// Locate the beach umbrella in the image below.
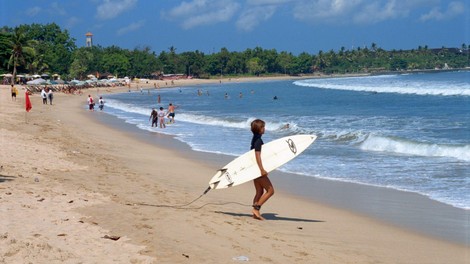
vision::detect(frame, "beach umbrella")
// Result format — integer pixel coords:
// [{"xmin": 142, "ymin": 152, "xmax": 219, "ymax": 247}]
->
[
  {"xmin": 32, "ymin": 74, "xmax": 41, "ymax": 78},
  {"xmin": 3, "ymin": 73, "xmax": 13, "ymax": 77},
  {"xmin": 27, "ymin": 78, "xmax": 47, "ymax": 85}
]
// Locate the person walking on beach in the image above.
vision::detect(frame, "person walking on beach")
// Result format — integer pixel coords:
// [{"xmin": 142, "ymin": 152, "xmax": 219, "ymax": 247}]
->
[
  {"xmin": 41, "ymin": 88, "xmax": 48, "ymax": 104},
  {"xmin": 98, "ymin": 96, "xmax": 104, "ymax": 111},
  {"xmin": 47, "ymin": 88, "xmax": 54, "ymax": 105},
  {"xmin": 167, "ymin": 103, "xmax": 176, "ymax": 123},
  {"xmin": 149, "ymin": 108, "xmax": 158, "ymax": 127},
  {"xmin": 87, "ymin": 95, "xmax": 95, "ymax": 111},
  {"xmin": 250, "ymin": 119, "xmax": 274, "ymax": 220},
  {"xmin": 11, "ymin": 84, "xmax": 17, "ymax": 101},
  {"xmin": 157, "ymin": 107, "xmax": 166, "ymax": 128}
]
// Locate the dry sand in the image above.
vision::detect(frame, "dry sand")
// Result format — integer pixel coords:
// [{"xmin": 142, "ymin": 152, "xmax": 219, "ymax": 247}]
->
[{"xmin": 1, "ymin": 78, "xmax": 468, "ymax": 263}]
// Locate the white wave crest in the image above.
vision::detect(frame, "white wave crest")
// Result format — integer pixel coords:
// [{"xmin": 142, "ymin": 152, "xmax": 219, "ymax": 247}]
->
[
  {"xmin": 105, "ymin": 99, "xmax": 289, "ymax": 132},
  {"xmin": 294, "ymin": 76, "xmax": 470, "ymax": 96},
  {"xmin": 360, "ymin": 135, "xmax": 470, "ymax": 161},
  {"xmin": 105, "ymin": 99, "xmax": 152, "ymax": 116}
]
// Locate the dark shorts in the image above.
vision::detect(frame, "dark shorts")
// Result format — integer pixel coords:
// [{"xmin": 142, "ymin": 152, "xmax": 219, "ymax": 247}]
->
[
  {"xmin": 12, "ymin": 92, "xmax": 16, "ymax": 97},
  {"xmin": 169, "ymin": 113, "xmax": 175, "ymax": 117}
]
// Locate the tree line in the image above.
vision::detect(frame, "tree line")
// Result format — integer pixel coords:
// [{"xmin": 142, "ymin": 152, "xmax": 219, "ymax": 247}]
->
[{"xmin": 1, "ymin": 23, "xmax": 469, "ymax": 82}]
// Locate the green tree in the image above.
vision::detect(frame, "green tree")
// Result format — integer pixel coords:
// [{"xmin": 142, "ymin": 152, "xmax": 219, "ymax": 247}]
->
[
  {"xmin": 69, "ymin": 48, "xmax": 93, "ymax": 79},
  {"xmin": 27, "ymin": 48, "xmax": 49, "ymax": 74},
  {"xmin": 218, "ymin": 47, "xmax": 230, "ymax": 75},
  {"xmin": 247, "ymin": 57, "xmax": 264, "ymax": 76},
  {"xmin": 23, "ymin": 23, "xmax": 76, "ymax": 75},
  {"xmin": 129, "ymin": 46, "xmax": 159, "ymax": 77},
  {"xmin": 102, "ymin": 52, "xmax": 129, "ymax": 77},
  {"xmin": 7, "ymin": 27, "xmax": 36, "ymax": 83},
  {"xmin": 296, "ymin": 52, "xmax": 313, "ymax": 74},
  {"xmin": 166, "ymin": 46, "xmax": 179, "ymax": 74},
  {"xmin": 277, "ymin": 51, "xmax": 294, "ymax": 75},
  {"xmin": 226, "ymin": 51, "xmax": 246, "ymax": 75}
]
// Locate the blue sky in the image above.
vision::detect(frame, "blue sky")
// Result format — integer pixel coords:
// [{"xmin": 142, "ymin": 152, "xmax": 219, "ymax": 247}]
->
[{"xmin": 2, "ymin": 0, "xmax": 469, "ymax": 55}]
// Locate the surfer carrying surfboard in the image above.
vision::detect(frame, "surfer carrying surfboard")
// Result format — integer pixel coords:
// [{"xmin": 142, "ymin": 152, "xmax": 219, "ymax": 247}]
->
[{"xmin": 250, "ymin": 119, "xmax": 274, "ymax": 220}]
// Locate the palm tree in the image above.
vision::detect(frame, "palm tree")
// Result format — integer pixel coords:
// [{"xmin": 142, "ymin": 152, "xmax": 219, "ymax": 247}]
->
[
  {"xmin": 27, "ymin": 49, "xmax": 49, "ymax": 74},
  {"xmin": 7, "ymin": 27, "xmax": 35, "ymax": 84}
]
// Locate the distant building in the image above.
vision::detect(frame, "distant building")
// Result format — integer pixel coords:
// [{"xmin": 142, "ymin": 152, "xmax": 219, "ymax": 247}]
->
[{"xmin": 85, "ymin": 32, "xmax": 93, "ymax": 47}]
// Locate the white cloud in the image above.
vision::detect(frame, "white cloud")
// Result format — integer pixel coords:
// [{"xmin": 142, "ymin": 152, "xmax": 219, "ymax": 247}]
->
[
  {"xmin": 246, "ymin": 0, "xmax": 294, "ymax": 5},
  {"xmin": 292, "ymin": 0, "xmax": 364, "ymax": 23},
  {"xmin": 236, "ymin": 5, "xmax": 277, "ymax": 31},
  {"xmin": 163, "ymin": 0, "xmax": 464, "ymax": 31},
  {"xmin": 96, "ymin": 0, "xmax": 137, "ymax": 20},
  {"xmin": 420, "ymin": 1, "xmax": 465, "ymax": 22},
  {"xmin": 353, "ymin": 0, "xmax": 404, "ymax": 24},
  {"xmin": 50, "ymin": 2, "xmax": 67, "ymax": 16},
  {"xmin": 164, "ymin": 0, "xmax": 240, "ymax": 29},
  {"xmin": 65, "ymin": 17, "xmax": 80, "ymax": 28},
  {"xmin": 26, "ymin": 7, "xmax": 42, "ymax": 17},
  {"xmin": 117, "ymin": 20, "xmax": 145, "ymax": 35},
  {"xmin": 290, "ymin": 0, "xmax": 462, "ymax": 25}
]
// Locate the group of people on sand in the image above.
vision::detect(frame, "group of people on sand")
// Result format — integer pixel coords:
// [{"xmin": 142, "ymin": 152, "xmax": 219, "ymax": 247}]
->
[
  {"xmin": 87, "ymin": 94, "xmax": 104, "ymax": 111},
  {"xmin": 40, "ymin": 87, "xmax": 54, "ymax": 105},
  {"xmin": 149, "ymin": 103, "xmax": 176, "ymax": 128}
]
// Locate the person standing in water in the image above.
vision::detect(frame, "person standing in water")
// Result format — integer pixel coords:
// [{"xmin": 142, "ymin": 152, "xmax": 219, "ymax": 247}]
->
[
  {"xmin": 250, "ymin": 119, "xmax": 274, "ymax": 220},
  {"xmin": 98, "ymin": 96, "xmax": 105, "ymax": 111},
  {"xmin": 149, "ymin": 108, "xmax": 158, "ymax": 127},
  {"xmin": 87, "ymin": 95, "xmax": 95, "ymax": 111},
  {"xmin": 157, "ymin": 107, "xmax": 166, "ymax": 128},
  {"xmin": 167, "ymin": 103, "xmax": 176, "ymax": 123}
]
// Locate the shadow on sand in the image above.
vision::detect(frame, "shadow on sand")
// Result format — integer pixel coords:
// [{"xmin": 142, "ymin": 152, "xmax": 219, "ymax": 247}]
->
[
  {"xmin": 0, "ymin": 174, "xmax": 16, "ymax": 183},
  {"xmin": 215, "ymin": 211, "xmax": 324, "ymax": 223}
]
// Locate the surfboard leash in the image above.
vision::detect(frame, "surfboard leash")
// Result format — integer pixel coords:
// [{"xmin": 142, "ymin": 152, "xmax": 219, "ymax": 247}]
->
[{"xmin": 127, "ymin": 186, "xmax": 251, "ymax": 210}]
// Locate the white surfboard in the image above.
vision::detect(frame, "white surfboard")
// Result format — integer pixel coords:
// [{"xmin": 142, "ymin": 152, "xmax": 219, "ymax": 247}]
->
[{"xmin": 208, "ymin": 134, "xmax": 317, "ymax": 190}]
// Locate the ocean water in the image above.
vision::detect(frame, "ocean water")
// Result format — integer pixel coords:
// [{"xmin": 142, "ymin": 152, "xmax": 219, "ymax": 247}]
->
[{"xmin": 100, "ymin": 71, "xmax": 470, "ymax": 210}]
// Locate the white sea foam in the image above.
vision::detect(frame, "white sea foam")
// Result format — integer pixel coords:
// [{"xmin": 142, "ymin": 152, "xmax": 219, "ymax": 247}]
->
[
  {"xmin": 294, "ymin": 75, "xmax": 470, "ymax": 96},
  {"xmin": 104, "ymin": 99, "xmax": 151, "ymax": 116},
  {"xmin": 360, "ymin": 135, "xmax": 470, "ymax": 161}
]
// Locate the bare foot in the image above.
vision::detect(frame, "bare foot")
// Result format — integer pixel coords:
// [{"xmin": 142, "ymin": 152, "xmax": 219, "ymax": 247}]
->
[{"xmin": 252, "ymin": 208, "xmax": 265, "ymax": 220}]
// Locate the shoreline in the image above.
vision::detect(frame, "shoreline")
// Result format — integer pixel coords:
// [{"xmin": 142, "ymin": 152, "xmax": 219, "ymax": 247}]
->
[
  {"xmin": 94, "ymin": 103, "xmax": 469, "ymax": 245},
  {"xmin": 1, "ymin": 78, "xmax": 469, "ymax": 263}
]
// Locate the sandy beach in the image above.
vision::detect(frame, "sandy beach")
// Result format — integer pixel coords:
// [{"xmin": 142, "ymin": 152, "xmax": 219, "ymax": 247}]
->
[{"xmin": 1, "ymin": 78, "xmax": 468, "ymax": 263}]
